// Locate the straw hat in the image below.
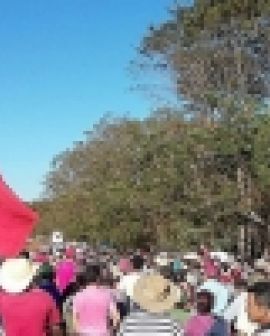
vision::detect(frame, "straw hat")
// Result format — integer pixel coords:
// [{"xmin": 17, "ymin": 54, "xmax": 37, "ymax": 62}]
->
[
  {"xmin": 0, "ymin": 258, "xmax": 40, "ymax": 293},
  {"xmin": 133, "ymin": 273, "xmax": 179, "ymax": 313}
]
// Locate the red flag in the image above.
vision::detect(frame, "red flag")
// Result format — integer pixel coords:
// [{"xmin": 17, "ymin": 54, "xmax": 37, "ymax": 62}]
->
[{"xmin": 0, "ymin": 175, "xmax": 39, "ymax": 258}]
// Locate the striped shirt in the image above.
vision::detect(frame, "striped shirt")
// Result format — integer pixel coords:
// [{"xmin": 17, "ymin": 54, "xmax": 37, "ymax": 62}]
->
[{"xmin": 117, "ymin": 311, "xmax": 182, "ymax": 336}]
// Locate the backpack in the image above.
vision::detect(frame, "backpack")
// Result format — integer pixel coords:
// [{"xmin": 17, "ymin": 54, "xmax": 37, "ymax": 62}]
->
[{"xmin": 206, "ymin": 315, "xmax": 229, "ymax": 336}]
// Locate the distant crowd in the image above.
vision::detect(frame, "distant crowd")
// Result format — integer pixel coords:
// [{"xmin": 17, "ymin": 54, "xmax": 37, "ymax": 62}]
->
[{"xmin": 0, "ymin": 240, "xmax": 270, "ymax": 335}]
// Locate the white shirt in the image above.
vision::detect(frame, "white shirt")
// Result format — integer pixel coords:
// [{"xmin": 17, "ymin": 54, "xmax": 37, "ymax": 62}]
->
[
  {"xmin": 155, "ymin": 252, "xmax": 169, "ymax": 267},
  {"xmin": 118, "ymin": 311, "xmax": 183, "ymax": 336},
  {"xmin": 224, "ymin": 291, "xmax": 258, "ymax": 335},
  {"xmin": 118, "ymin": 272, "xmax": 141, "ymax": 299},
  {"xmin": 256, "ymin": 328, "xmax": 270, "ymax": 335},
  {"xmin": 186, "ymin": 272, "xmax": 197, "ymax": 286}
]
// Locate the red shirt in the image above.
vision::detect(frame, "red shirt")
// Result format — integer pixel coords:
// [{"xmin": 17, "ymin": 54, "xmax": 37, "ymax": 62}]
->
[
  {"xmin": 231, "ymin": 267, "xmax": 242, "ymax": 282},
  {"xmin": 219, "ymin": 273, "xmax": 232, "ymax": 284},
  {"xmin": 0, "ymin": 288, "xmax": 60, "ymax": 336}
]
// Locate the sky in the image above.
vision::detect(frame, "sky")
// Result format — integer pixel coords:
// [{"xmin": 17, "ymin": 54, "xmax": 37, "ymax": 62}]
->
[{"xmin": 0, "ymin": 0, "xmax": 190, "ymax": 201}]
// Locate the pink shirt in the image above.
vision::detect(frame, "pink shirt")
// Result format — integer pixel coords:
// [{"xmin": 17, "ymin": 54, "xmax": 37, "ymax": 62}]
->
[
  {"xmin": 203, "ymin": 258, "xmax": 219, "ymax": 278},
  {"xmin": 34, "ymin": 253, "xmax": 48, "ymax": 263},
  {"xmin": 184, "ymin": 314, "xmax": 214, "ymax": 336},
  {"xmin": 73, "ymin": 285, "xmax": 114, "ymax": 336},
  {"xmin": 55, "ymin": 259, "xmax": 76, "ymax": 293},
  {"xmin": 119, "ymin": 257, "xmax": 131, "ymax": 273},
  {"xmin": 65, "ymin": 246, "xmax": 76, "ymax": 258}
]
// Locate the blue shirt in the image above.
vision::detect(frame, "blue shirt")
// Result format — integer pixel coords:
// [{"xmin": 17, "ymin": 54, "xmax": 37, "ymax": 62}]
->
[
  {"xmin": 39, "ymin": 280, "xmax": 63, "ymax": 312},
  {"xmin": 173, "ymin": 259, "xmax": 183, "ymax": 272},
  {"xmin": 207, "ymin": 316, "xmax": 229, "ymax": 336}
]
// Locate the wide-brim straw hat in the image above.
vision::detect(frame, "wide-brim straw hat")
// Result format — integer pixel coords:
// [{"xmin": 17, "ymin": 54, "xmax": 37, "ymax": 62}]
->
[
  {"xmin": 0, "ymin": 258, "xmax": 40, "ymax": 293},
  {"xmin": 133, "ymin": 273, "xmax": 179, "ymax": 313}
]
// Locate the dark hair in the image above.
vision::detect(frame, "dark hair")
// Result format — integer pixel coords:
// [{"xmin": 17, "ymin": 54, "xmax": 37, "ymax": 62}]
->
[
  {"xmin": 99, "ymin": 265, "xmax": 112, "ymax": 286},
  {"xmin": 248, "ymin": 282, "xmax": 270, "ymax": 309},
  {"xmin": 19, "ymin": 251, "xmax": 30, "ymax": 259},
  {"xmin": 234, "ymin": 278, "xmax": 248, "ymax": 290},
  {"xmin": 70, "ymin": 273, "xmax": 88, "ymax": 294},
  {"xmin": 40, "ymin": 269, "xmax": 55, "ymax": 282},
  {"xmin": 160, "ymin": 266, "xmax": 172, "ymax": 280},
  {"xmin": 76, "ymin": 273, "xmax": 86, "ymax": 287},
  {"xmin": 85, "ymin": 264, "xmax": 101, "ymax": 283},
  {"xmin": 196, "ymin": 290, "xmax": 214, "ymax": 314},
  {"xmin": 132, "ymin": 255, "xmax": 144, "ymax": 270}
]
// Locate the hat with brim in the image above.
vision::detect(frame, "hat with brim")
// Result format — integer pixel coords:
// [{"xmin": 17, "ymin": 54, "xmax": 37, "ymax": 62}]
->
[
  {"xmin": 133, "ymin": 273, "xmax": 179, "ymax": 313},
  {"xmin": 0, "ymin": 258, "xmax": 40, "ymax": 293}
]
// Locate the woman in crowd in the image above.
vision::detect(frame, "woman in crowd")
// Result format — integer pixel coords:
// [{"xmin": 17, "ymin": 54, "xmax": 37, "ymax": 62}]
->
[
  {"xmin": 55, "ymin": 249, "xmax": 77, "ymax": 297},
  {"xmin": 184, "ymin": 290, "xmax": 229, "ymax": 336},
  {"xmin": 72, "ymin": 264, "xmax": 119, "ymax": 336}
]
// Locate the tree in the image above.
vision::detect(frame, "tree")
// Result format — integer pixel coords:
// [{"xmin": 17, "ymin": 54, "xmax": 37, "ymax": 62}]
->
[
  {"xmin": 32, "ymin": 110, "xmax": 253, "ymax": 251},
  {"xmin": 140, "ymin": 0, "xmax": 270, "ymax": 121},
  {"xmin": 136, "ymin": 0, "xmax": 270, "ymax": 259}
]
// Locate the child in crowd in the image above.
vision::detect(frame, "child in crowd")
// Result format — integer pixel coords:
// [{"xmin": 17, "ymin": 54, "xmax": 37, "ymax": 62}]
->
[{"xmin": 184, "ymin": 290, "xmax": 229, "ymax": 336}]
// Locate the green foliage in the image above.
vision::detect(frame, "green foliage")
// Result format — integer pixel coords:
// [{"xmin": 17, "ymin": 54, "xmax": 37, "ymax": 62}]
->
[
  {"xmin": 34, "ymin": 110, "xmax": 268, "ymax": 251},
  {"xmin": 140, "ymin": 0, "xmax": 270, "ymax": 120},
  {"xmin": 253, "ymin": 112, "xmax": 270, "ymax": 189}
]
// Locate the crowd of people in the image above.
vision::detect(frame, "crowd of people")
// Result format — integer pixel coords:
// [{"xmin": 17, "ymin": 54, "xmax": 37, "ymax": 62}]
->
[{"xmin": 0, "ymin": 240, "xmax": 270, "ymax": 335}]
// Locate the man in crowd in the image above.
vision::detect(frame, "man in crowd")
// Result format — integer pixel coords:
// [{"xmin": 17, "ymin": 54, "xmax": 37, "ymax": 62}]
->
[
  {"xmin": 0, "ymin": 257, "xmax": 62, "ymax": 336},
  {"xmin": 224, "ymin": 279, "xmax": 258, "ymax": 335},
  {"xmin": 118, "ymin": 254, "xmax": 145, "ymax": 314},
  {"xmin": 37, "ymin": 261, "xmax": 63, "ymax": 313},
  {"xmin": 248, "ymin": 281, "xmax": 270, "ymax": 335},
  {"xmin": 118, "ymin": 273, "xmax": 182, "ymax": 335}
]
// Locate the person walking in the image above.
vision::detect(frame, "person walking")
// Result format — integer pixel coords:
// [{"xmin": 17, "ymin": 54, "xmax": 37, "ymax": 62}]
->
[
  {"xmin": 73, "ymin": 264, "xmax": 119, "ymax": 336},
  {"xmin": 224, "ymin": 279, "xmax": 258, "ymax": 335},
  {"xmin": 0, "ymin": 257, "xmax": 62, "ymax": 336},
  {"xmin": 118, "ymin": 273, "xmax": 182, "ymax": 335},
  {"xmin": 55, "ymin": 251, "xmax": 76, "ymax": 296},
  {"xmin": 184, "ymin": 290, "xmax": 229, "ymax": 336},
  {"xmin": 247, "ymin": 281, "xmax": 270, "ymax": 335},
  {"xmin": 117, "ymin": 254, "xmax": 145, "ymax": 315}
]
